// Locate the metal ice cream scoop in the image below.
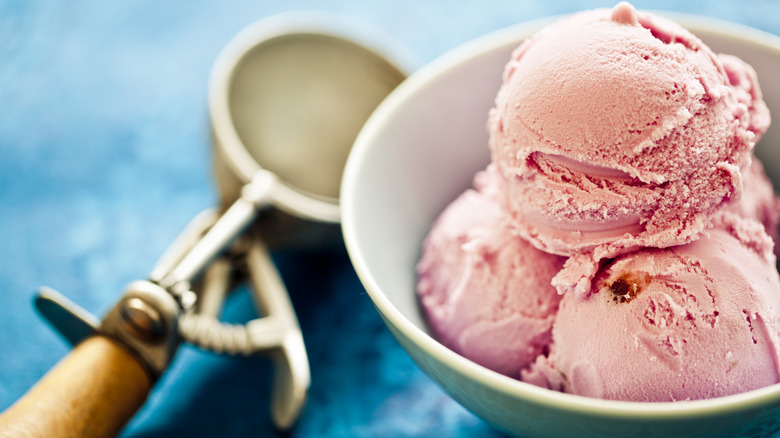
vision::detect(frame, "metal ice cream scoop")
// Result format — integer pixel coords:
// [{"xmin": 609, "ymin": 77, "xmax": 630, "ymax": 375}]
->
[{"xmin": 0, "ymin": 12, "xmax": 412, "ymax": 437}]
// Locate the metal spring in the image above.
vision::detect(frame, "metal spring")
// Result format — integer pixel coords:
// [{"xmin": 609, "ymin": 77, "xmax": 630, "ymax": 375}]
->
[
  {"xmin": 179, "ymin": 313, "xmax": 285, "ymax": 356},
  {"xmin": 179, "ymin": 313, "xmax": 254, "ymax": 356}
]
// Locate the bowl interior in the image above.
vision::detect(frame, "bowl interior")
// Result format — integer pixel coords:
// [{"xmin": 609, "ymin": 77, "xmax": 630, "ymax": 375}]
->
[{"xmin": 342, "ymin": 13, "xmax": 780, "ymax": 438}]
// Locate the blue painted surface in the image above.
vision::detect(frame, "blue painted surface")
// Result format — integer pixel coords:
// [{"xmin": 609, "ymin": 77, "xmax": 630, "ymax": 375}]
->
[{"xmin": 1, "ymin": 1, "xmax": 780, "ymax": 436}]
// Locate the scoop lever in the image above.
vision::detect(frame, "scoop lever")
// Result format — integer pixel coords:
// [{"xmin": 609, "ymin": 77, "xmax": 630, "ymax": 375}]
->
[{"xmin": 35, "ymin": 287, "xmax": 99, "ymax": 346}]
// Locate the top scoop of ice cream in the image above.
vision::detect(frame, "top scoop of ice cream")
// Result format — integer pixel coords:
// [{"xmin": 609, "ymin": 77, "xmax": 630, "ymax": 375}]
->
[{"xmin": 488, "ymin": 2, "xmax": 770, "ymax": 262}]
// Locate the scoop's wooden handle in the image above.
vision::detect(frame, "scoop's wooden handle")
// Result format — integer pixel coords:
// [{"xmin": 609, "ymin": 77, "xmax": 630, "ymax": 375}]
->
[{"xmin": 0, "ymin": 335, "xmax": 151, "ymax": 438}]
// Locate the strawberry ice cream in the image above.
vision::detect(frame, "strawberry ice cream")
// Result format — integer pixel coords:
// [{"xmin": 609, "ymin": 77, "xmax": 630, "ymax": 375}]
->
[
  {"xmin": 487, "ymin": 2, "xmax": 771, "ymax": 296},
  {"xmin": 523, "ymin": 219, "xmax": 780, "ymax": 401},
  {"xmin": 728, "ymin": 159, "xmax": 780, "ymax": 245},
  {"xmin": 416, "ymin": 2, "xmax": 780, "ymax": 402},
  {"xmin": 417, "ymin": 170, "xmax": 565, "ymax": 377}
]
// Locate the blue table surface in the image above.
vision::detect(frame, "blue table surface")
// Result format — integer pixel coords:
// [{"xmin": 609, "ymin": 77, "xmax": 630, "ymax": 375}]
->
[{"xmin": 2, "ymin": 1, "xmax": 780, "ymax": 437}]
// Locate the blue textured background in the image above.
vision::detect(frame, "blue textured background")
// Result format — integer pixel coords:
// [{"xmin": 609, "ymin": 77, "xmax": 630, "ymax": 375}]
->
[{"xmin": 2, "ymin": 1, "xmax": 780, "ymax": 437}]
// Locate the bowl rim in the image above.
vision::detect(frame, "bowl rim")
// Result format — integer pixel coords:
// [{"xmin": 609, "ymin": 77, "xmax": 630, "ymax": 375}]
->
[{"xmin": 342, "ymin": 11, "xmax": 780, "ymax": 419}]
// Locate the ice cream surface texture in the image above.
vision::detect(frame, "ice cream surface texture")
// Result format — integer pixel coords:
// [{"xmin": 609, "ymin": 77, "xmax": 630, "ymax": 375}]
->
[
  {"xmin": 728, "ymin": 159, "xmax": 780, "ymax": 244},
  {"xmin": 523, "ymin": 221, "xmax": 780, "ymax": 401},
  {"xmin": 417, "ymin": 170, "xmax": 565, "ymax": 378},
  {"xmin": 487, "ymin": 2, "xmax": 770, "ymax": 295},
  {"xmin": 416, "ymin": 2, "xmax": 780, "ymax": 402}
]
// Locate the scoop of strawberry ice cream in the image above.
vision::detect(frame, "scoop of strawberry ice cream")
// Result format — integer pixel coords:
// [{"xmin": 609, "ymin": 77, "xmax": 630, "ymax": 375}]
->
[
  {"xmin": 417, "ymin": 170, "xmax": 565, "ymax": 377},
  {"xmin": 523, "ymin": 219, "xmax": 780, "ymax": 401},
  {"xmin": 487, "ymin": 2, "xmax": 770, "ymax": 295}
]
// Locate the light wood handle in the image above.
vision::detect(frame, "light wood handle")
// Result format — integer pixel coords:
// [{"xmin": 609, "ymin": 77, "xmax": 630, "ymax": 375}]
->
[{"xmin": 0, "ymin": 335, "xmax": 152, "ymax": 438}]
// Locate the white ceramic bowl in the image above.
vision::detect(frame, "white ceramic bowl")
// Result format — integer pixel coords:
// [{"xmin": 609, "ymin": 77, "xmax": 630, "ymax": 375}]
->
[{"xmin": 341, "ymin": 13, "xmax": 780, "ymax": 438}]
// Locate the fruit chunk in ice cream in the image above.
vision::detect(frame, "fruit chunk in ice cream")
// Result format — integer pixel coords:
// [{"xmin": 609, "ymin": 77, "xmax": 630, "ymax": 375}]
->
[
  {"xmin": 416, "ymin": 170, "xmax": 565, "ymax": 377},
  {"xmin": 487, "ymin": 2, "xmax": 771, "ymax": 295},
  {"xmin": 523, "ymin": 218, "xmax": 780, "ymax": 401}
]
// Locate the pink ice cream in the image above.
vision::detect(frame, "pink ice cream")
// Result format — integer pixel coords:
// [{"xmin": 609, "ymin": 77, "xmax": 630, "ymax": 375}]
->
[
  {"xmin": 416, "ymin": 170, "xmax": 565, "ymax": 377},
  {"xmin": 417, "ymin": 2, "xmax": 780, "ymax": 402},
  {"xmin": 487, "ymin": 2, "xmax": 771, "ymax": 296},
  {"xmin": 523, "ymin": 218, "xmax": 780, "ymax": 401},
  {"xmin": 728, "ymin": 159, "xmax": 780, "ymax": 245}
]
